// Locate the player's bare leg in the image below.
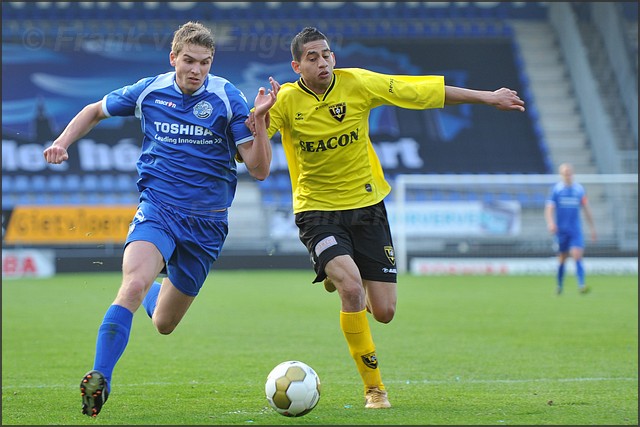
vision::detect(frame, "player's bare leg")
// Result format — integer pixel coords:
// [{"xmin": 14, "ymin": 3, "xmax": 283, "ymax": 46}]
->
[
  {"xmin": 326, "ymin": 256, "xmax": 391, "ymax": 408},
  {"xmin": 151, "ymin": 277, "xmax": 195, "ymax": 334},
  {"xmin": 363, "ymin": 280, "xmax": 397, "ymax": 324}
]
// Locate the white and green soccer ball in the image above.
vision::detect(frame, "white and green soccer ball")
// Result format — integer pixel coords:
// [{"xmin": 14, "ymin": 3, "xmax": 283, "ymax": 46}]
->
[{"xmin": 264, "ymin": 360, "xmax": 321, "ymax": 417}]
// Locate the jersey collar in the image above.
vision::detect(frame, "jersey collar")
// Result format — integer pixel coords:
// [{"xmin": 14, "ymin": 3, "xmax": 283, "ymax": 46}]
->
[{"xmin": 298, "ymin": 73, "xmax": 336, "ymax": 102}]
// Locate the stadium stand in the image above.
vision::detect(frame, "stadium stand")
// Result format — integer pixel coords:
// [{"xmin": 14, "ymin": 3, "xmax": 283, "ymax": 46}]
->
[{"xmin": 2, "ymin": 1, "xmax": 637, "ymax": 264}]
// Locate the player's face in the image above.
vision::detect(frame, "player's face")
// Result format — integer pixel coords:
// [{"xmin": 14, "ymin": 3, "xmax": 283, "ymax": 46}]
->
[
  {"xmin": 292, "ymin": 39, "xmax": 335, "ymax": 95},
  {"xmin": 559, "ymin": 165, "xmax": 574, "ymax": 184},
  {"xmin": 170, "ymin": 43, "xmax": 213, "ymax": 95}
]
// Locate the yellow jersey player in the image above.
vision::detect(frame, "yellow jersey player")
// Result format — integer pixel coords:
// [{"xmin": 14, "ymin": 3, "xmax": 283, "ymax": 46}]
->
[{"xmin": 252, "ymin": 27, "xmax": 525, "ymax": 409}]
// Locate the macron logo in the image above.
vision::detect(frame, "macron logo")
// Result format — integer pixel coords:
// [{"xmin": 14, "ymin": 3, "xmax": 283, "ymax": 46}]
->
[{"xmin": 155, "ymin": 99, "xmax": 177, "ymax": 108}]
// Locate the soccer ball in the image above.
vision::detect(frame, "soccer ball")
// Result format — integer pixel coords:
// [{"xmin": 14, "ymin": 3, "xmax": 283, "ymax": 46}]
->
[{"xmin": 265, "ymin": 360, "xmax": 321, "ymax": 417}]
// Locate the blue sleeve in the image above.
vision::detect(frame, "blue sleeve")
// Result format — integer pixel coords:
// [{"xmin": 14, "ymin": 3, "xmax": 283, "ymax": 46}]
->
[
  {"xmin": 226, "ymin": 84, "xmax": 253, "ymax": 145},
  {"xmin": 103, "ymin": 77, "xmax": 154, "ymax": 118}
]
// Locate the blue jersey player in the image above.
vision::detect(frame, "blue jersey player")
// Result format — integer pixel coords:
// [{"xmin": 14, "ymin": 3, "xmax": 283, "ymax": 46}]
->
[
  {"xmin": 43, "ymin": 22, "xmax": 279, "ymax": 417},
  {"xmin": 544, "ymin": 163, "xmax": 597, "ymax": 295}
]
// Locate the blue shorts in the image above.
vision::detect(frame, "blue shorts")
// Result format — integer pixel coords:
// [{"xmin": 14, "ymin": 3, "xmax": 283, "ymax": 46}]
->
[
  {"xmin": 125, "ymin": 193, "xmax": 229, "ymax": 297},
  {"xmin": 555, "ymin": 230, "xmax": 584, "ymax": 253}
]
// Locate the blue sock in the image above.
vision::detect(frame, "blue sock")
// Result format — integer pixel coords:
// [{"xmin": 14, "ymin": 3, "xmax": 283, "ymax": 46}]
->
[
  {"xmin": 576, "ymin": 260, "xmax": 585, "ymax": 286},
  {"xmin": 142, "ymin": 281, "xmax": 162, "ymax": 318},
  {"xmin": 93, "ymin": 304, "xmax": 133, "ymax": 390},
  {"xmin": 557, "ymin": 263, "xmax": 565, "ymax": 288}
]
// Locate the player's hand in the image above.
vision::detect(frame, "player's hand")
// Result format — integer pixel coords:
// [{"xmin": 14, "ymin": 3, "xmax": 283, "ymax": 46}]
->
[
  {"xmin": 245, "ymin": 111, "xmax": 269, "ymax": 135},
  {"xmin": 43, "ymin": 144, "xmax": 69, "ymax": 164},
  {"xmin": 492, "ymin": 87, "xmax": 525, "ymax": 112},
  {"xmin": 254, "ymin": 76, "xmax": 280, "ymax": 116},
  {"xmin": 246, "ymin": 77, "xmax": 279, "ymax": 135}
]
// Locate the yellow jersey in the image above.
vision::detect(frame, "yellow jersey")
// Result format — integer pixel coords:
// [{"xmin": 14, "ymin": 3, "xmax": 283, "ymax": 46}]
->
[{"xmin": 268, "ymin": 68, "xmax": 445, "ymax": 213}]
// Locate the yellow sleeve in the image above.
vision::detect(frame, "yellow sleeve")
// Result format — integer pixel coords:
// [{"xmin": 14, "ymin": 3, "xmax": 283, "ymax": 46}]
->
[
  {"xmin": 356, "ymin": 68, "xmax": 445, "ymax": 110},
  {"xmin": 267, "ymin": 100, "xmax": 283, "ymax": 140}
]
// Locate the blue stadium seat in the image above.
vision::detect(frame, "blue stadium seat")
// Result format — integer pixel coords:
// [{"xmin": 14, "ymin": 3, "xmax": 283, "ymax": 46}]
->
[
  {"xmin": 101, "ymin": 193, "xmax": 119, "ymax": 205},
  {"xmin": 2, "ymin": 193, "xmax": 15, "ymax": 209},
  {"xmin": 47, "ymin": 174, "xmax": 65, "ymax": 192},
  {"xmin": 2, "ymin": 175, "xmax": 14, "ymax": 193},
  {"xmin": 119, "ymin": 193, "xmax": 138, "ymax": 205},
  {"xmin": 36, "ymin": 193, "xmax": 54, "ymax": 205},
  {"xmin": 66, "ymin": 193, "xmax": 83, "ymax": 205},
  {"xmin": 82, "ymin": 174, "xmax": 100, "ymax": 192},
  {"xmin": 13, "ymin": 175, "xmax": 31, "ymax": 193},
  {"xmin": 99, "ymin": 174, "xmax": 116, "ymax": 192},
  {"xmin": 15, "ymin": 192, "xmax": 34, "ymax": 206},
  {"xmin": 29, "ymin": 175, "xmax": 47, "ymax": 192},
  {"xmin": 65, "ymin": 174, "xmax": 82, "ymax": 192},
  {"xmin": 83, "ymin": 192, "xmax": 101, "ymax": 205},
  {"xmin": 115, "ymin": 174, "xmax": 136, "ymax": 193}
]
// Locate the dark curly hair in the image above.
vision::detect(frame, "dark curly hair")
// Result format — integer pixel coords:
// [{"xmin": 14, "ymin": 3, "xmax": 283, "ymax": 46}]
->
[{"xmin": 290, "ymin": 27, "xmax": 329, "ymax": 62}]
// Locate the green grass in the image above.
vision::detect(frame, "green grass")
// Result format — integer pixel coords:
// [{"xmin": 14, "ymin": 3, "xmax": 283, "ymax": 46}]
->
[{"xmin": 2, "ymin": 271, "xmax": 637, "ymax": 425}]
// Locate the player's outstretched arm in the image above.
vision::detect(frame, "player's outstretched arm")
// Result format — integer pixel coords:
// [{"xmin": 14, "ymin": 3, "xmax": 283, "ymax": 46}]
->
[
  {"xmin": 444, "ymin": 86, "xmax": 525, "ymax": 112},
  {"xmin": 238, "ymin": 77, "xmax": 280, "ymax": 181},
  {"xmin": 43, "ymin": 101, "xmax": 108, "ymax": 164}
]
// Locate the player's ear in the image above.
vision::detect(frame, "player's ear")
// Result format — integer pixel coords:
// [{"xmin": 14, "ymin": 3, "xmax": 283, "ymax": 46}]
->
[
  {"xmin": 169, "ymin": 51, "xmax": 177, "ymax": 67},
  {"xmin": 291, "ymin": 60, "xmax": 300, "ymax": 74}
]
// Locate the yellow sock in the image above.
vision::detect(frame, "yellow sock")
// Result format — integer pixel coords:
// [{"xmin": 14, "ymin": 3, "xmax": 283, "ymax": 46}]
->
[{"xmin": 340, "ymin": 310, "xmax": 385, "ymax": 391}]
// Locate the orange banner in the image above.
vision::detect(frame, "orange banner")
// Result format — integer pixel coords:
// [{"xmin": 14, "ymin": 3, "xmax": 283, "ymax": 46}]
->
[{"xmin": 4, "ymin": 205, "xmax": 137, "ymax": 244}]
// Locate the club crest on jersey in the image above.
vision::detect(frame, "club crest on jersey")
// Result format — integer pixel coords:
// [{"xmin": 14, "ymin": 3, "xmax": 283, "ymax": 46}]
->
[
  {"xmin": 328, "ymin": 102, "xmax": 346, "ymax": 122},
  {"xmin": 193, "ymin": 101, "xmax": 213, "ymax": 119},
  {"xmin": 134, "ymin": 208, "xmax": 145, "ymax": 223},
  {"xmin": 384, "ymin": 246, "xmax": 395, "ymax": 265}
]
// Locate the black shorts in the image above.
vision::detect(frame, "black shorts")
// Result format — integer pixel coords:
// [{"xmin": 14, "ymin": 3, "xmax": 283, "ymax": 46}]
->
[{"xmin": 295, "ymin": 200, "xmax": 397, "ymax": 284}]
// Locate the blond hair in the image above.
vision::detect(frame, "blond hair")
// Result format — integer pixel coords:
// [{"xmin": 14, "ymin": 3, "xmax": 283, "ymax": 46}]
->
[{"xmin": 171, "ymin": 21, "xmax": 215, "ymax": 56}]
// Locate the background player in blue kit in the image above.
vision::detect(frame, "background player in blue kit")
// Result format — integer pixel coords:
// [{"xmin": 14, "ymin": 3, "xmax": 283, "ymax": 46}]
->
[
  {"xmin": 544, "ymin": 162, "xmax": 597, "ymax": 295},
  {"xmin": 42, "ymin": 21, "xmax": 279, "ymax": 417}
]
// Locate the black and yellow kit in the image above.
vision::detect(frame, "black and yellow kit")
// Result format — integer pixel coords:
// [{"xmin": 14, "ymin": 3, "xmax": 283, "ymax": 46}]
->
[{"xmin": 267, "ymin": 68, "xmax": 445, "ymax": 213}]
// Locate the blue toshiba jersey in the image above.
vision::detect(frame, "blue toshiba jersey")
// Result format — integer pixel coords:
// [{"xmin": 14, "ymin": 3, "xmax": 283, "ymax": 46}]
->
[
  {"xmin": 546, "ymin": 182, "xmax": 587, "ymax": 234},
  {"xmin": 102, "ymin": 71, "xmax": 253, "ymax": 212}
]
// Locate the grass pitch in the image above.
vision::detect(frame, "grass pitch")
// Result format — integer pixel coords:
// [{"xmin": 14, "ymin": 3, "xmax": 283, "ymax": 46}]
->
[{"xmin": 2, "ymin": 270, "xmax": 637, "ymax": 425}]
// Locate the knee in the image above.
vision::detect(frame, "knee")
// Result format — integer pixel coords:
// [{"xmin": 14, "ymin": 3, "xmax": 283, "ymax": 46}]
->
[
  {"xmin": 153, "ymin": 317, "xmax": 177, "ymax": 335},
  {"xmin": 371, "ymin": 305, "xmax": 395, "ymax": 324},
  {"xmin": 340, "ymin": 282, "xmax": 366, "ymax": 307},
  {"xmin": 116, "ymin": 278, "xmax": 150, "ymax": 309}
]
